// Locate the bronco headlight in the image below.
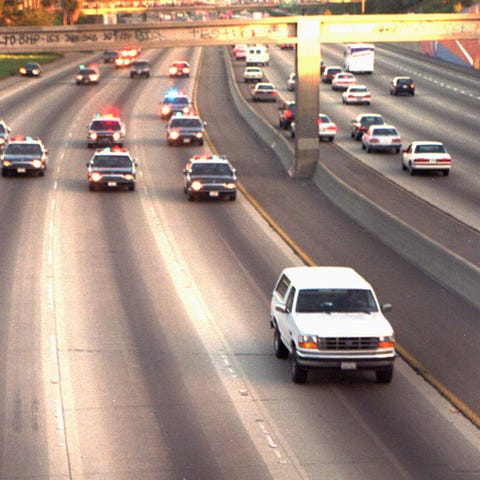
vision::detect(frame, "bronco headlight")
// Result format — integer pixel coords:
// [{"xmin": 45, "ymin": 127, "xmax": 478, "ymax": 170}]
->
[
  {"xmin": 298, "ymin": 335, "xmax": 318, "ymax": 349},
  {"xmin": 378, "ymin": 336, "xmax": 395, "ymax": 349}
]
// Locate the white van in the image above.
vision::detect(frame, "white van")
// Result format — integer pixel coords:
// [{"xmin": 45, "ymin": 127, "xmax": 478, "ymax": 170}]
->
[
  {"xmin": 270, "ymin": 266, "xmax": 395, "ymax": 384},
  {"xmin": 246, "ymin": 44, "xmax": 269, "ymax": 66}
]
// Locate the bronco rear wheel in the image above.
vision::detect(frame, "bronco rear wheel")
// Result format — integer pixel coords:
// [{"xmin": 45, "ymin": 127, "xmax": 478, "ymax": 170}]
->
[{"xmin": 273, "ymin": 326, "xmax": 289, "ymax": 359}]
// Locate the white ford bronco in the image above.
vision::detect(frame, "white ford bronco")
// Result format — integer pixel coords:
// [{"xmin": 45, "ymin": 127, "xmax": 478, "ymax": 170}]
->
[{"xmin": 270, "ymin": 266, "xmax": 395, "ymax": 384}]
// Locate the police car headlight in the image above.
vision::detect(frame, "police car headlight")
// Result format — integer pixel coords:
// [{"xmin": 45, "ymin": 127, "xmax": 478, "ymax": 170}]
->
[
  {"xmin": 113, "ymin": 132, "xmax": 121, "ymax": 140},
  {"xmin": 91, "ymin": 172, "xmax": 102, "ymax": 182},
  {"xmin": 76, "ymin": 74, "xmax": 83, "ymax": 81},
  {"xmin": 89, "ymin": 132, "xmax": 98, "ymax": 140},
  {"xmin": 90, "ymin": 74, "xmax": 99, "ymax": 81},
  {"xmin": 3, "ymin": 160, "xmax": 11, "ymax": 167},
  {"xmin": 225, "ymin": 182, "xmax": 236, "ymax": 190},
  {"xmin": 161, "ymin": 106, "xmax": 171, "ymax": 115},
  {"xmin": 123, "ymin": 173, "xmax": 134, "ymax": 181},
  {"xmin": 194, "ymin": 132, "xmax": 203, "ymax": 139},
  {"xmin": 32, "ymin": 159, "xmax": 43, "ymax": 169},
  {"xmin": 169, "ymin": 131, "xmax": 180, "ymax": 140},
  {"xmin": 191, "ymin": 180, "xmax": 203, "ymax": 191}
]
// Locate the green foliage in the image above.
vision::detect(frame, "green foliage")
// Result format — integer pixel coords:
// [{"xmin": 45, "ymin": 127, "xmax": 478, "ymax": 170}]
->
[
  {"xmin": 0, "ymin": 53, "xmax": 62, "ymax": 78},
  {"xmin": 0, "ymin": 6, "xmax": 56, "ymax": 26}
]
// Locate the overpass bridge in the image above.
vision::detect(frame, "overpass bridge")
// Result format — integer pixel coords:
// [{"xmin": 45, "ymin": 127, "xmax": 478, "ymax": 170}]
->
[{"xmin": 1, "ymin": 13, "xmax": 478, "ymax": 177}]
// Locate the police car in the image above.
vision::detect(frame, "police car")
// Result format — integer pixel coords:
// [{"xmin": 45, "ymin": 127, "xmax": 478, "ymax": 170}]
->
[
  {"xmin": 166, "ymin": 113, "xmax": 205, "ymax": 146},
  {"xmin": 86, "ymin": 146, "xmax": 137, "ymax": 191},
  {"xmin": 87, "ymin": 114, "xmax": 125, "ymax": 148},
  {"xmin": 0, "ymin": 119, "xmax": 11, "ymax": 151},
  {"xmin": 159, "ymin": 90, "xmax": 192, "ymax": 119},
  {"xmin": 1, "ymin": 135, "xmax": 48, "ymax": 176},
  {"xmin": 183, "ymin": 154, "xmax": 237, "ymax": 201},
  {"xmin": 75, "ymin": 64, "xmax": 100, "ymax": 85},
  {"xmin": 168, "ymin": 61, "xmax": 190, "ymax": 77}
]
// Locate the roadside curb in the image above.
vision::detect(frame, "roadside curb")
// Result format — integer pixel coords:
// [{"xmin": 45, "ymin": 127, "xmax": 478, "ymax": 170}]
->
[{"xmin": 222, "ymin": 46, "xmax": 480, "ymax": 312}]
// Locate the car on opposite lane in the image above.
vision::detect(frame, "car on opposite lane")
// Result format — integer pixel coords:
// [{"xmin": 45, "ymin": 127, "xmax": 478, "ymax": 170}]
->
[
  {"xmin": 362, "ymin": 124, "xmax": 402, "ymax": 154},
  {"xmin": 166, "ymin": 113, "xmax": 205, "ymax": 146},
  {"xmin": 350, "ymin": 113, "xmax": 385, "ymax": 140},
  {"xmin": 331, "ymin": 72, "xmax": 357, "ymax": 91},
  {"xmin": 1, "ymin": 135, "xmax": 48, "ymax": 176},
  {"xmin": 243, "ymin": 66, "xmax": 263, "ymax": 83},
  {"xmin": 342, "ymin": 85, "xmax": 371, "ymax": 105},
  {"xmin": 233, "ymin": 44, "xmax": 248, "ymax": 60},
  {"xmin": 183, "ymin": 154, "xmax": 237, "ymax": 201},
  {"xmin": 290, "ymin": 113, "xmax": 338, "ymax": 142},
  {"xmin": 390, "ymin": 76, "xmax": 415, "ymax": 96},
  {"xmin": 86, "ymin": 146, "xmax": 137, "ymax": 191},
  {"xmin": 316, "ymin": 113, "xmax": 338, "ymax": 142},
  {"xmin": 321, "ymin": 65, "xmax": 342, "ymax": 83},
  {"xmin": 278, "ymin": 101, "xmax": 295, "ymax": 129},
  {"xmin": 287, "ymin": 72, "xmax": 296, "ymax": 91},
  {"xmin": 251, "ymin": 82, "xmax": 278, "ymax": 102},
  {"xmin": 401, "ymin": 141, "xmax": 451, "ymax": 176},
  {"xmin": 87, "ymin": 114, "xmax": 126, "ymax": 148}
]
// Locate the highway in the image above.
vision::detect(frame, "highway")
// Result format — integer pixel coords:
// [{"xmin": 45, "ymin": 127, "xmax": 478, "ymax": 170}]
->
[{"xmin": 0, "ymin": 45, "xmax": 479, "ymax": 479}]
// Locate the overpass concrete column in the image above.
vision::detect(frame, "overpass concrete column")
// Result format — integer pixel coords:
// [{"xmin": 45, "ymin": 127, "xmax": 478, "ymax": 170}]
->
[{"xmin": 292, "ymin": 16, "xmax": 321, "ymax": 178}]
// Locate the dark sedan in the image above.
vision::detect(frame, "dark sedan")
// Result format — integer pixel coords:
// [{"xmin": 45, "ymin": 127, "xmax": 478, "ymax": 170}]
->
[
  {"xmin": 18, "ymin": 62, "xmax": 41, "ymax": 77},
  {"xmin": 183, "ymin": 155, "xmax": 237, "ymax": 201}
]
